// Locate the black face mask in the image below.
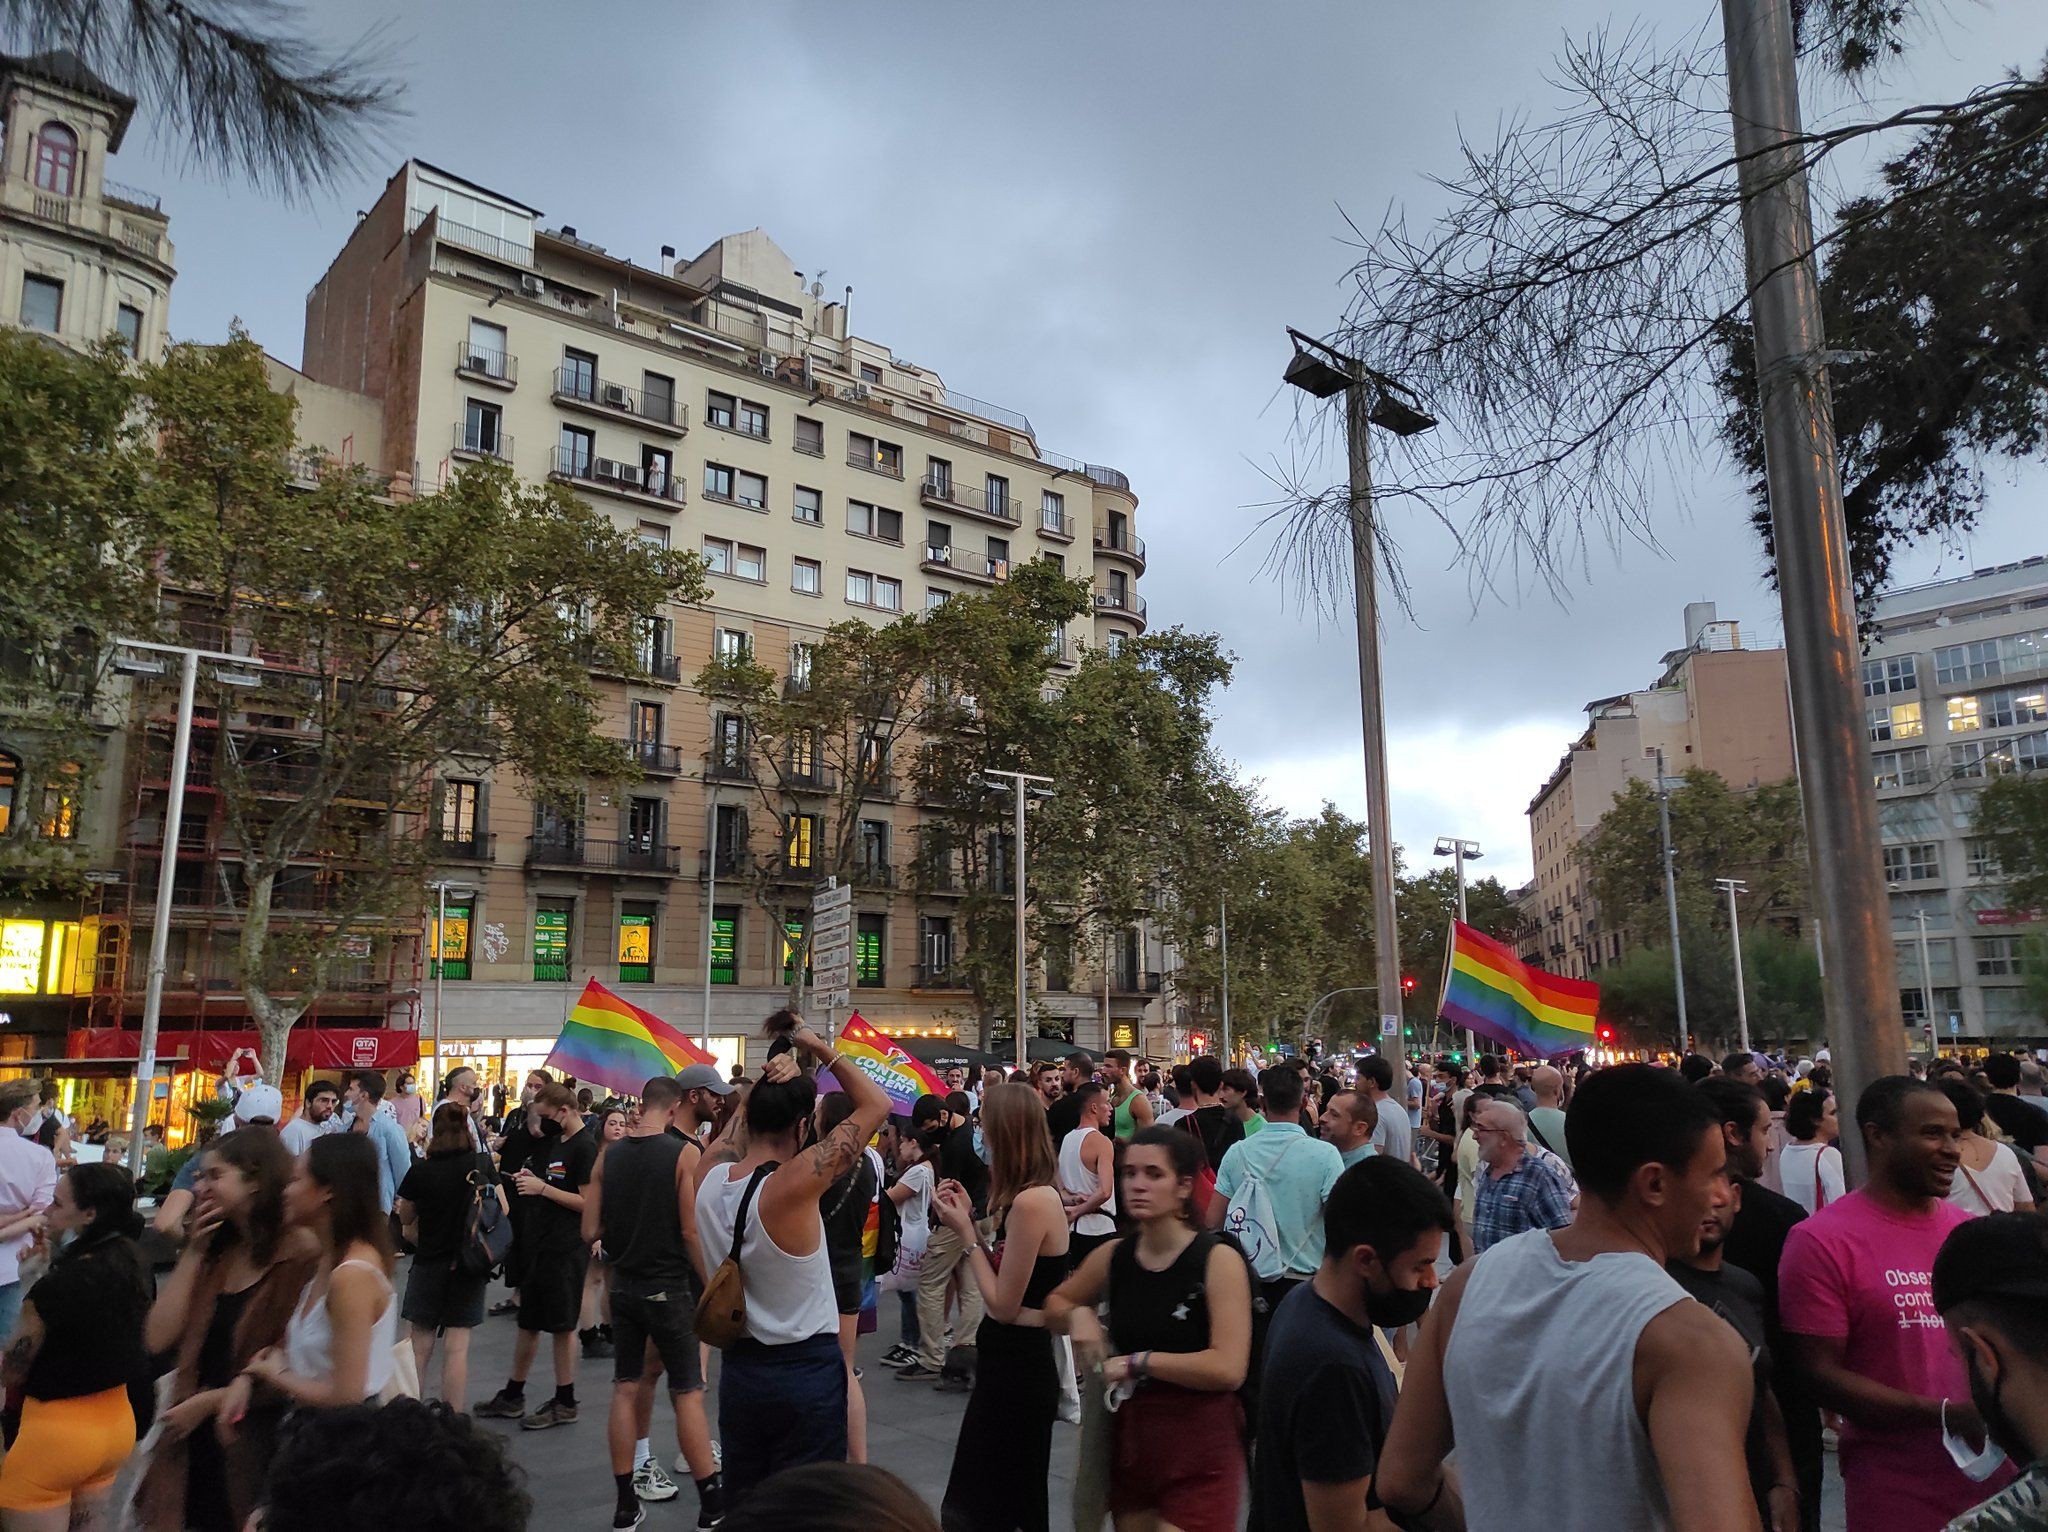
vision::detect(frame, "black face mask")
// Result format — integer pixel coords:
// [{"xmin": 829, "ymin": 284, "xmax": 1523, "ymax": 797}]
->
[{"xmin": 1364, "ymin": 1275, "xmax": 1433, "ymax": 1330}]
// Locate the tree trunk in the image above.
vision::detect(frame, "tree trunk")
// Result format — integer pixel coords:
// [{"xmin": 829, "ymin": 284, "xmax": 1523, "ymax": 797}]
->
[{"xmin": 238, "ymin": 865, "xmax": 308, "ymax": 1083}]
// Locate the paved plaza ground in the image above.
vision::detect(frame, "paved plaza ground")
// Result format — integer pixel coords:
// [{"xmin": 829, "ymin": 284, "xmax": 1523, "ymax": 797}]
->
[{"xmin": 441, "ymin": 1266, "xmax": 1847, "ymax": 1529}]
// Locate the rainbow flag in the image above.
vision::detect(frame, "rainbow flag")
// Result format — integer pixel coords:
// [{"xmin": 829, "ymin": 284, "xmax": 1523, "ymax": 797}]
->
[
  {"xmin": 1438, "ymin": 921, "xmax": 1599, "ymax": 1059},
  {"xmin": 544, "ymin": 979, "xmax": 715, "ymax": 1097},
  {"xmin": 815, "ymin": 1012, "xmax": 945, "ymax": 1116}
]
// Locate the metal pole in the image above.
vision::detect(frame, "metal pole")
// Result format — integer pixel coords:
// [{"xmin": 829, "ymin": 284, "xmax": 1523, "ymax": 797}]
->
[
  {"xmin": 1720, "ymin": 877, "xmax": 1751, "ymax": 1054},
  {"xmin": 702, "ymin": 784, "xmax": 717, "ymax": 1051},
  {"xmin": 1451, "ymin": 842, "xmax": 1470, "ymax": 1054},
  {"xmin": 1722, "ymin": 0, "xmax": 1905, "ymax": 1177},
  {"xmin": 128, "ymin": 648, "xmax": 197, "ymax": 1175},
  {"xmin": 432, "ymin": 882, "xmax": 447, "ymax": 1085},
  {"xmin": 1914, "ymin": 908, "xmax": 1934, "ymax": 1043},
  {"xmin": 1656, "ymin": 747, "xmax": 1689, "ymax": 1055},
  {"xmin": 1344, "ymin": 383, "xmax": 1409, "ymax": 1100},
  {"xmin": 1219, "ymin": 893, "xmax": 1231, "ymax": 1061},
  {"xmin": 1013, "ymin": 775, "xmax": 1028, "ymax": 1074}
]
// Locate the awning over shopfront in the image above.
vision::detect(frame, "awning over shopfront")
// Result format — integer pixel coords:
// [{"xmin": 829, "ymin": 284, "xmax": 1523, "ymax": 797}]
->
[{"xmin": 68, "ymin": 1027, "xmax": 420, "ymax": 1072}]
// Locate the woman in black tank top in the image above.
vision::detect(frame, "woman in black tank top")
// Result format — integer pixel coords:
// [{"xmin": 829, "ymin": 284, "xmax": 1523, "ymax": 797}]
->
[
  {"xmin": 1045, "ymin": 1125, "xmax": 1254, "ymax": 1532},
  {"xmin": 930, "ymin": 1084, "xmax": 1070, "ymax": 1532}
]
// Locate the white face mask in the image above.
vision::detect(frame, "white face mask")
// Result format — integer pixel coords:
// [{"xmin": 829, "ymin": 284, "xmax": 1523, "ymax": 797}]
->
[{"xmin": 1941, "ymin": 1398, "xmax": 2009, "ymax": 1482}]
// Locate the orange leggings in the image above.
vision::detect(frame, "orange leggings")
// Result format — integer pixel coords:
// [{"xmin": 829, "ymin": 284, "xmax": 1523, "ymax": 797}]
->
[{"xmin": 0, "ymin": 1387, "xmax": 137, "ymax": 1511}]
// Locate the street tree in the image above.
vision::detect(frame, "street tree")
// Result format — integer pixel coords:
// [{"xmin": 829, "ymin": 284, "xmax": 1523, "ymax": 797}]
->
[
  {"xmin": 1973, "ymin": 774, "xmax": 2048, "ymax": 919},
  {"xmin": 1598, "ymin": 922, "xmax": 1821, "ymax": 1054},
  {"xmin": 145, "ymin": 333, "xmax": 705, "ymax": 1081},
  {"xmin": 0, "ymin": 333, "xmax": 163, "ymax": 900}
]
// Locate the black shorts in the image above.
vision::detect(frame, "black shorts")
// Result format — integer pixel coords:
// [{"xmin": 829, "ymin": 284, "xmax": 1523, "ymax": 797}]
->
[
  {"xmin": 516, "ymin": 1246, "xmax": 590, "ymax": 1334},
  {"xmin": 610, "ymin": 1275, "xmax": 705, "ymax": 1392},
  {"xmin": 401, "ymin": 1258, "xmax": 488, "ymax": 1331}
]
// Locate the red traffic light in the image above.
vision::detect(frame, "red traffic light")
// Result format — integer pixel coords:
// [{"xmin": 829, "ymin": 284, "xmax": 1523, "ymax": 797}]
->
[
  {"xmin": 1401, "ymin": 975, "xmax": 1417, "ymax": 993},
  {"xmin": 1597, "ymin": 1025, "xmax": 1614, "ymax": 1043}
]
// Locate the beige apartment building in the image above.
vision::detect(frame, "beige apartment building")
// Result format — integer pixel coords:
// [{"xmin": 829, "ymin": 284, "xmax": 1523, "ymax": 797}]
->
[
  {"xmin": 294, "ymin": 160, "xmax": 1162, "ymax": 1082},
  {"xmin": 1520, "ymin": 602, "xmax": 1795, "ymax": 980}
]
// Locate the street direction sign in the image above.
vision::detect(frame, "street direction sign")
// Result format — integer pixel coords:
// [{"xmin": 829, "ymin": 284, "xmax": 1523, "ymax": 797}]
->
[{"xmin": 812, "ymin": 883, "xmax": 853, "ymax": 914}]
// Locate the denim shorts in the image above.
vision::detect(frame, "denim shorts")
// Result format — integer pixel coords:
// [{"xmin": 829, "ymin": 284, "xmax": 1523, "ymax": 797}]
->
[{"xmin": 609, "ymin": 1275, "xmax": 704, "ymax": 1391}]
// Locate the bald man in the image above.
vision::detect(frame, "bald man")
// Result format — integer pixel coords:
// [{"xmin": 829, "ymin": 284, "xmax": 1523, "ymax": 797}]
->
[{"xmin": 1527, "ymin": 1065, "xmax": 1570, "ymax": 1169}]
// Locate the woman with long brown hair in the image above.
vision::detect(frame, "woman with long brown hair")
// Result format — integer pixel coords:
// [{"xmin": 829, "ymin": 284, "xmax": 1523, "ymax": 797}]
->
[
  {"xmin": 139, "ymin": 1127, "xmax": 318, "ymax": 1532},
  {"xmin": 931, "ymin": 1082, "xmax": 1071, "ymax": 1532},
  {"xmin": 226, "ymin": 1132, "xmax": 397, "ymax": 1414}
]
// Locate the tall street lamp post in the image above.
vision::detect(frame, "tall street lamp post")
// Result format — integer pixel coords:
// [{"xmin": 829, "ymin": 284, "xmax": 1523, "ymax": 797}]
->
[
  {"xmin": 1434, "ymin": 836, "xmax": 1482, "ymax": 1054},
  {"xmin": 1653, "ymin": 747, "xmax": 1689, "ymax": 1056},
  {"xmin": 1715, "ymin": 876, "xmax": 1751, "ymax": 1055},
  {"xmin": 985, "ymin": 770, "xmax": 1053, "ymax": 1073},
  {"xmin": 425, "ymin": 878, "xmax": 475, "ymax": 1089},
  {"xmin": 1283, "ymin": 329, "xmax": 1436, "ymax": 1098},
  {"xmin": 111, "ymin": 639, "xmax": 263, "ymax": 1175}
]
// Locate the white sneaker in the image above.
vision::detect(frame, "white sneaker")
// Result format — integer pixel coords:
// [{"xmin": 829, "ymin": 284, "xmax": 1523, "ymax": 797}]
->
[
  {"xmin": 1057, "ymin": 1398, "xmax": 1082, "ymax": 1425},
  {"xmin": 633, "ymin": 1460, "xmax": 678, "ymax": 1502},
  {"xmin": 677, "ymin": 1440, "xmax": 722, "ymax": 1477}
]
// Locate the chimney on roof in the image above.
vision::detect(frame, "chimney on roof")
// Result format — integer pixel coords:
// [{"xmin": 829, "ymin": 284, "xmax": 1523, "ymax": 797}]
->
[
  {"xmin": 561, "ymin": 225, "xmax": 576, "ymax": 239},
  {"xmin": 661, "ymin": 244, "xmax": 675, "ymax": 276}
]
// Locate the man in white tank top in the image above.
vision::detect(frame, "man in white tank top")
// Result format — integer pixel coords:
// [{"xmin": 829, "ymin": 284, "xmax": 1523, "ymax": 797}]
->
[
  {"xmin": 1380, "ymin": 1064, "xmax": 1762, "ymax": 1532},
  {"xmin": 1057, "ymin": 1083, "xmax": 1118, "ymax": 1265}
]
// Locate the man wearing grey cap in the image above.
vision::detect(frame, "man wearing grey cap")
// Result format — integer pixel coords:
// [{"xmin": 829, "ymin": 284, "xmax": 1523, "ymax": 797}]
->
[
  {"xmin": 675, "ymin": 1064, "xmax": 735, "ymax": 1140},
  {"xmin": 1933, "ymin": 1212, "xmax": 2048, "ymax": 1532}
]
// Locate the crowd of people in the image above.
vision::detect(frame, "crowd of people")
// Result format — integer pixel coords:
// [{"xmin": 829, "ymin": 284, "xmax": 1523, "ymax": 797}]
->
[{"xmin": 0, "ymin": 1033, "xmax": 2045, "ymax": 1531}]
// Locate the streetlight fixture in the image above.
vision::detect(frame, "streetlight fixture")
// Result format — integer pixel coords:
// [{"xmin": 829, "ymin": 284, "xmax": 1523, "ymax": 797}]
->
[
  {"xmin": 113, "ymin": 637, "xmax": 266, "ymax": 1175},
  {"xmin": 985, "ymin": 770, "xmax": 1054, "ymax": 1072},
  {"xmin": 1433, "ymin": 837, "xmax": 1482, "ymax": 1053},
  {"xmin": 1283, "ymin": 327, "xmax": 1435, "ymax": 1098},
  {"xmin": 1715, "ymin": 877, "xmax": 1751, "ymax": 1055},
  {"xmin": 1651, "ymin": 746, "xmax": 1689, "ymax": 1056},
  {"xmin": 425, "ymin": 878, "xmax": 475, "ymax": 1086}
]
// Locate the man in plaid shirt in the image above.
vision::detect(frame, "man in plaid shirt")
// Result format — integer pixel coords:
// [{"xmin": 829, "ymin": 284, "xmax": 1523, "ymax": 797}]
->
[{"xmin": 1470, "ymin": 1099, "xmax": 1575, "ymax": 1254}]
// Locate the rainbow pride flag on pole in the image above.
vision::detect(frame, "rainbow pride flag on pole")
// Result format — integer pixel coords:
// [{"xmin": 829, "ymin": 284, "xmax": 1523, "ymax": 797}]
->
[
  {"xmin": 816, "ymin": 1012, "xmax": 945, "ymax": 1116},
  {"xmin": 545, "ymin": 979, "xmax": 715, "ymax": 1097},
  {"xmin": 1437, "ymin": 921, "xmax": 1600, "ymax": 1059}
]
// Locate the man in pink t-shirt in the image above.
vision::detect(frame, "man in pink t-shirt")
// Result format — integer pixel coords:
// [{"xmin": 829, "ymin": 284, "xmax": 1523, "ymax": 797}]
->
[{"xmin": 1780, "ymin": 1076, "xmax": 2017, "ymax": 1531}]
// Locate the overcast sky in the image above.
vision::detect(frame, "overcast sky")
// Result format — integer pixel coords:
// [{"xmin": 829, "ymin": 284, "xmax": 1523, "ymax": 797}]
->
[{"xmin": 129, "ymin": 0, "xmax": 2046, "ymax": 885}]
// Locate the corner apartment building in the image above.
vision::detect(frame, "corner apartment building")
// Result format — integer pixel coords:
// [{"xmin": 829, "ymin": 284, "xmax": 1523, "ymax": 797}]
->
[
  {"xmin": 295, "ymin": 160, "xmax": 1161, "ymax": 1083},
  {"xmin": 0, "ymin": 50, "xmax": 174, "ymax": 1078},
  {"xmin": 1520, "ymin": 602, "xmax": 1795, "ymax": 979},
  {"xmin": 1861, "ymin": 558, "xmax": 2048, "ymax": 1044}
]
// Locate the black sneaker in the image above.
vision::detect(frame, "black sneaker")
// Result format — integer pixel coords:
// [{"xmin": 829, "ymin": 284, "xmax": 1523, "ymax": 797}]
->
[
  {"xmin": 894, "ymin": 1363, "xmax": 942, "ymax": 1382},
  {"xmin": 473, "ymin": 1387, "xmax": 525, "ymax": 1418},
  {"xmin": 612, "ymin": 1509, "xmax": 645, "ymax": 1531},
  {"xmin": 520, "ymin": 1397, "xmax": 577, "ymax": 1430}
]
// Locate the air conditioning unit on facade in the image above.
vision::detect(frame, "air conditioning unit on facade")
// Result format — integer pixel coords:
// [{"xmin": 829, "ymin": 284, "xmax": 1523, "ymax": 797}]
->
[
  {"xmin": 756, "ymin": 351, "xmax": 777, "ymax": 375},
  {"xmin": 593, "ymin": 457, "xmax": 619, "ymax": 480},
  {"xmin": 601, "ymin": 382, "xmax": 632, "ymax": 409},
  {"xmin": 614, "ymin": 463, "xmax": 643, "ymax": 488},
  {"xmin": 520, "ymin": 274, "xmax": 545, "ymax": 297}
]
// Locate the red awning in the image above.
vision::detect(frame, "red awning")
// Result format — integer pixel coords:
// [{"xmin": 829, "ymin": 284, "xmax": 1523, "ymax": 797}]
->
[{"xmin": 67, "ymin": 1027, "xmax": 419, "ymax": 1071}]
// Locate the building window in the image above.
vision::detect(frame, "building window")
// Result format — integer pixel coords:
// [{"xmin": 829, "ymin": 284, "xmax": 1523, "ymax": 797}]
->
[
  {"xmin": 558, "ymin": 423, "xmax": 593, "ymax": 476},
  {"xmin": 706, "ymin": 391, "xmax": 735, "ymax": 429},
  {"xmin": 463, "ymin": 399, "xmax": 503, "ymax": 456},
  {"xmin": 1867, "ymin": 702, "xmax": 1923, "ymax": 742},
  {"xmin": 19, "ymin": 275, "xmax": 61, "ymax": 333},
  {"xmin": 1900, "ymin": 986, "xmax": 1962, "ymax": 1028},
  {"xmin": 439, "ymin": 779, "xmax": 481, "ymax": 843},
  {"xmin": 1974, "ymin": 935, "xmax": 2026, "ymax": 978},
  {"xmin": 711, "ymin": 905, "xmax": 739, "ymax": 984},
  {"xmin": 847, "ymin": 569, "xmax": 871, "ymax": 606},
  {"xmin": 793, "ymin": 485, "xmax": 822, "ymax": 524},
  {"xmin": 792, "ymin": 556, "xmax": 821, "ymax": 595},
  {"xmin": 1950, "ymin": 734, "xmax": 2048, "ymax": 779},
  {"xmin": 928, "ymin": 458, "xmax": 953, "ymax": 498},
  {"xmin": 1871, "ymin": 747, "xmax": 1931, "ymax": 789},
  {"xmin": 1041, "ymin": 490, "xmax": 1066, "ymax": 532},
  {"xmin": 789, "ymin": 643, "xmax": 814, "ymax": 690},
  {"xmin": 716, "ymin": 628, "xmax": 752, "ymax": 662},
  {"xmin": 873, "ymin": 575, "xmax": 901, "ymax": 611},
  {"xmin": 701, "ymin": 537, "xmax": 731, "ymax": 576},
  {"xmin": 847, "ymin": 501, "xmax": 902, "ymax": 543},
  {"xmin": 1863, "ymin": 655, "xmax": 1920, "ymax": 695},
  {"xmin": 1950, "ymin": 684, "xmax": 2048, "ymax": 734},
  {"xmin": 704, "ymin": 462, "xmax": 735, "ymax": 501},
  {"xmin": 794, "ymin": 416, "xmax": 824, "ymax": 456},
  {"xmin": 738, "ymin": 399, "xmax": 769, "ymax": 438},
  {"xmin": 637, "ymin": 521, "xmax": 669, "ymax": 549},
  {"xmin": 785, "ymin": 812, "xmax": 819, "ymax": 870},
  {"xmin": 985, "ymin": 474, "xmax": 1011, "ymax": 519},
  {"xmin": 733, "ymin": 543, "xmax": 765, "ymax": 582},
  {"xmin": 782, "ymin": 915, "xmax": 811, "ymax": 985},
  {"xmin": 926, "ymin": 588, "xmax": 948, "ymax": 613},
  {"xmin": 617, "ymin": 904, "xmax": 656, "ymax": 983},
  {"xmin": 856, "ymin": 912, "xmax": 885, "ymax": 987},
  {"xmin": 114, "ymin": 304, "xmax": 143, "ymax": 354},
  {"xmin": 1965, "ymin": 838, "xmax": 2000, "ymax": 879},
  {"xmin": 859, "ymin": 363, "xmax": 882, "ymax": 384},
  {"xmin": 735, "ymin": 470, "xmax": 767, "ymax": 510},
  {"xmin": 848, "ymin": 433, "xmax": 902, "ymax": 476},
  {"xmin": 561, "ymin": 348, "xmax": 597, "ymax": 402},
  {"xmin": 32, "ymin": 122, "xmax": 77, "ymax": 196},
  {"xmin": 1882, "ymin": 843, "xmax": 1941, "ymax": 883},
  {"xmin": 534, "ymin": 904, "xmax": 572, "ymax": 983},
  {"xmin": 642, "ymin": 372, "xmax": 675, "ymax": 424}
]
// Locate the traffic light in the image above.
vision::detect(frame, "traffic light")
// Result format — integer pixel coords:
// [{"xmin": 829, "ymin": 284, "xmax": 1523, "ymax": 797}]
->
[
  {"xmin": 1401, "ymin": 975, "xmax": 1417, "ymax": 995},
  {"xmin": 1404, "ymin": 1025, "xmax": 1415, "ymax": 1038},
  {"xmin": 1597, "ymin": 1024, "xmax": 1615, "ymax": 1043}
]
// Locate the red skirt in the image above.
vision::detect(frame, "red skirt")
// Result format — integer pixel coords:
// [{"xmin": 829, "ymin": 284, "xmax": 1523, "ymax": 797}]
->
[{"xmin": 1107, "ymin": 1384, "xmax": 1245, "ymax": 1532}]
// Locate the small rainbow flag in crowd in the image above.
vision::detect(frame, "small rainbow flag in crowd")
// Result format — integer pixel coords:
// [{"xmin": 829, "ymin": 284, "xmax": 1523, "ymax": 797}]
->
[
  {"xmin": 816, "ymin": 1012, "xmax": 945, "ymax": 1116},
  {"xmin": 1438, "ymin": 921, "xmax": 1600, "ymax": 1059},
  {"xmin": 545, "ymin": 979, "xmax": 715, "ymax": 1097}
]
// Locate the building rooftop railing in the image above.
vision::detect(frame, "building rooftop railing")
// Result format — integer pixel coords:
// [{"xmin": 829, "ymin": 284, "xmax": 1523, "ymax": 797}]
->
[{"xmin": 100, "ymin": 179, "xmax": 162, "ymax": 212}]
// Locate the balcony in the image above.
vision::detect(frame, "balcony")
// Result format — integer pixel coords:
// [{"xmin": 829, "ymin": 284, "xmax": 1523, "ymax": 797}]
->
[
  {"xmin": 1113, "ymin": 968, "xmax": 1165, "ymax": 995},
  {"xmin": 765, "ymin": 855, "xmax": 825, "ymax": 887},
  {"xmin": 624, "ymin": 738, "xmax": 683, "ymax": 775},
  {"xmin": 452, "ymin": 422, "xmax": 513, "ymax": 462},
  {"xmin": 1093, "ymin": 524, "xmax": 1147, "ymax": 571},
  {"xmin": 1093, "ymin": 587, "xmax": 1149, "ymax": 629},
  {"xmin": 854, "ymin": 858, "xmax": 896, "ymax": 889},
  {"xmin": 638, "ymin": 650, "xmax": 682, "ymax": 684},
  {"xmin": 783, "ymin": 672, "xmax": 814, "ymax": 699},
  {"xmin": 429, "ymin": 833, "xmax": 496, "ymax": 863},
  {"xmin": 549, "ymin": 448, "xmax": 686, "ymax": 509},
  {"xmin": 920, "ymin": 544, "xmax": 1008, "ymax": 586},
  {"xmin": 705, "ymin": 750, "xmax": 754, "ymax": 784},
  {"xmin": 1037, "ymin": 509, "xmax": 1075, "ymax": 541},
  {"xmin": 699, "ymin": 846, "xmax": 749, "ymax": 879},
  {"xmin": 782, "ymin": 761, "xmax": 839, "ymax": 794},
  {"xmin": 914, "ymin": 859, "xmax": 965, "ymax": 895},
  {"xmin": 920, "ymin": 475, "xmax": 1019, "ymax": 527},
  {"xmin": 527, "ymin": 835, "xmax": 681, "ymax": 874},
  {"xmin": 847, "ymin": 446, "xmax": 905, "ymax": 479},
  {"xmin": 552, "ymin": 368, "xmax": 686, "ymax": 435},
  {"xmin": 914, "ymin": 963, "xmax": 968, "ymax": 990},
  {"xmin": 455, "ymin": 342, "xmax": 516, "ymax": 389}
]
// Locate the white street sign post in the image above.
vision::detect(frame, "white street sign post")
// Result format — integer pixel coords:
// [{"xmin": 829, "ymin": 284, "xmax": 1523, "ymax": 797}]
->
[{"xmin": 812, "ymin": 881, "xmax": 854, "ymax": 1031}]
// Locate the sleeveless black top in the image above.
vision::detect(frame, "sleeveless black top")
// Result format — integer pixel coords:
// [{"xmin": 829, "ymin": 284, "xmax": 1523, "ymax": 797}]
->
[
  {"xmin": 1109, "ymin": 1231, "xmax": 1216, "ymax": 1356},
  {"xmin": 992, "ymin": 1207, "xmax": 1070, "ymax": 1312},
  {"xmin": 600, "ymin": 1133, "xmax": 690, "ymax": 1285}
]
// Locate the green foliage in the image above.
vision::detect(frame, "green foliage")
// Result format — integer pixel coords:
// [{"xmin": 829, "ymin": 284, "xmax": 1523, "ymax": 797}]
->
[
  {"xmin": 1716, "ymin": 63, "xmax": 2048, "ymax": 607},
  {"xmin": 1597, "ymin": 923, "xmax": 1822, "ymax": 1052},
  {"xmin": 1578, "ymin": 770, "xmax": 1807, "ymax": 948},
  {"xmin": 120, "ymin": 331, "xmax": 706, "ymax": 1079},
  {"xmin": 1973, "ymin": 773, "xmax": 2048, "ymax": 919},
  {"xmin": 0, "ymin": 333, "xmax": 164, "ymax": 899}
]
